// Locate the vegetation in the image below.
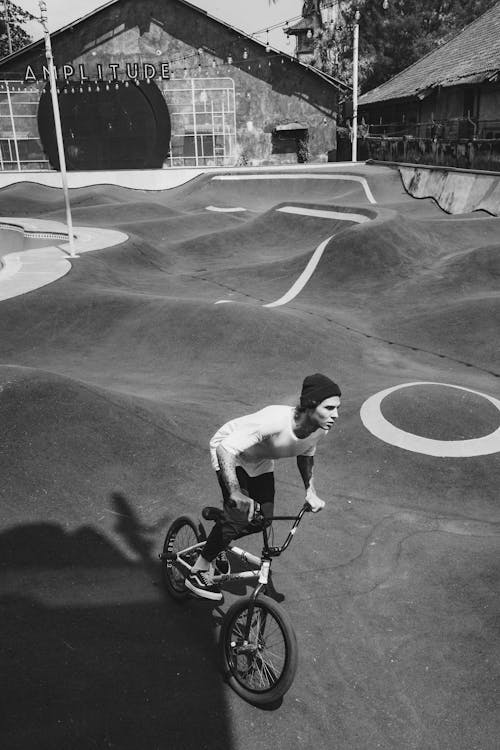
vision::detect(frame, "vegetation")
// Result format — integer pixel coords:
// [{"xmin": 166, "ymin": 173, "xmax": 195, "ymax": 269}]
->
[
  {"xmin": 0, "ymin": 2, "xmax": 34, "ymax": 59},
  {"xmin": 275, "ymin": 0, "xmax": 499, "ymax": 93}
]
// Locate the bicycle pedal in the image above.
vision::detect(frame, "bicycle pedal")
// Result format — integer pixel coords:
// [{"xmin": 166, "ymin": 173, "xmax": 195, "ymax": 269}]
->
[{"xmin": 214, "ymin": 551, "xmax": 230, "ymax": 576}]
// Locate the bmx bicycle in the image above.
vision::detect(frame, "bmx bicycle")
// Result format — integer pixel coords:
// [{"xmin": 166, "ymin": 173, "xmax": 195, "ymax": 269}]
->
[{"xmin": 159, "ymin": 502, "xmax": 312, "ymax": 705}]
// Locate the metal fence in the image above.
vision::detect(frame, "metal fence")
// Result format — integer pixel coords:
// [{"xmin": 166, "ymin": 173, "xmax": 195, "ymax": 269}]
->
[
  {"xmin": 361, "ymin": 134, "xmax": 500, "ymax": 171},
  {"xmin": 363, "ymin": 117, "xmax": 500, "ymax": 141},
  {"xmin": 337, "ymin": 115, "xmax": 500, "ymax": 170}
]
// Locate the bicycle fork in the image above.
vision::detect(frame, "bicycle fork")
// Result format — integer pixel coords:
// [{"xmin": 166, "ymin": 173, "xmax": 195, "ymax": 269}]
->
[{"xmin": 240, "ymin": 559, "xmax": 271, "ymax": 647}]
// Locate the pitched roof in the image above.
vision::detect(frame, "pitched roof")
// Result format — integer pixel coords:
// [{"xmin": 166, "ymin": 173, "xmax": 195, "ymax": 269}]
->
[
  {"xmin": 359, "ymin": 1, "xmax": 500, "ymax": 106},
  {"xmin": 286, "ymin": 17, "xmax": 314, "ymax": 35},
  {"xmin": 0, "ymin": 0, "xmax": 350, "ymax": 92}
]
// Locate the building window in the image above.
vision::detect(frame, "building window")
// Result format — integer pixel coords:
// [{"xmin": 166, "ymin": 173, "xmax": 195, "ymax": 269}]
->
[
  {"xmin": 0, "ymin": 77, "xmax": 237, "ymax": 172},
  {"xmin": 0, "ymin": 81, "xmax": 50, "ymax": 170},
  {"xmin": 163, "ymin": 77, "xmax": 236, "ymax": 167}
]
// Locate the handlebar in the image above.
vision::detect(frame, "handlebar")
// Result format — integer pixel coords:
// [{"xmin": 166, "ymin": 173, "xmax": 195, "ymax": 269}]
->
[
  {"xmin": 202, "ymin": 502, "xmax": 313, "ymax": 558},
  {"xmin": 253, "ymin": 501, "xmax": 312, "ymax": 524},
  {"xmin": 253, "ymin": 502, "xmax": 313, "ymax": 557}
]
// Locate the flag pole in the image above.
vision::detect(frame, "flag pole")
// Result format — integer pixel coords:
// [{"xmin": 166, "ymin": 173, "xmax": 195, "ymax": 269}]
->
[{"xmin": 38, "ymin": 1, "xmax": 77, "ymax": 257}]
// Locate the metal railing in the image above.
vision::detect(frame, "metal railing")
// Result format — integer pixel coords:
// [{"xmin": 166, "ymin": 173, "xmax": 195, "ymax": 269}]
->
[{"xmin": 363, "ymin": 117, "xmax": 500, "ymax": 141}]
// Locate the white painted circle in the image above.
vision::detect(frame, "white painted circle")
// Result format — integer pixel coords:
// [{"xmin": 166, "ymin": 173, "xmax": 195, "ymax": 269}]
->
[{"xmin": 360, "ymin": 381, "xmax": 500, "ymax": 457}]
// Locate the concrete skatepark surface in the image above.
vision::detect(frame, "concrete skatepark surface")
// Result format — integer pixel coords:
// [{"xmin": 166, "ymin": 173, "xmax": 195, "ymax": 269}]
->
[{"xmin": 0, "ymin": 163, "xmax": 499, "ymax": 749}]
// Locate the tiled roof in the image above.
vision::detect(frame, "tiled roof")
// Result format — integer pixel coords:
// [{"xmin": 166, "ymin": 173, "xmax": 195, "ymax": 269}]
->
[{"xmin": 359, "ymin": 1, "xmax": 500, "ymax": 105}]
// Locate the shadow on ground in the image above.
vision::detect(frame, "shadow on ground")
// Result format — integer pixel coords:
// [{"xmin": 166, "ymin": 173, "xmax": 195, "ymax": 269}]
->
[{"xmin": 0, "ymin": 493, "xmax": 230, "ymax": 750}]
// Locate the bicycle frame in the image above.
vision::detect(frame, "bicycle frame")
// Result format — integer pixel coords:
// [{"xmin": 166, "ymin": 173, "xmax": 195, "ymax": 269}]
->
[{"xmin": 166, "ymin": 503, "xmax": 311, "ymax": 600}]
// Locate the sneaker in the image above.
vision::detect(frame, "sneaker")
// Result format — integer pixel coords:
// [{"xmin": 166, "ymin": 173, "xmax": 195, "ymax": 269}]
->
[{"xmin": 185, "ymin": 570, "xmax": 223, "ymax": 602}]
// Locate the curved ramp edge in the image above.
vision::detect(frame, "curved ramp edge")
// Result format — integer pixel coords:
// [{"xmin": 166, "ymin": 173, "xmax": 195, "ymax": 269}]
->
[
  {"xmin": 0, "ymin": 218, "xmax": 128, "ymax": 301},
  {"xmin": 399, "ymin": 165, "xmax": 500, "ymax": 215}
]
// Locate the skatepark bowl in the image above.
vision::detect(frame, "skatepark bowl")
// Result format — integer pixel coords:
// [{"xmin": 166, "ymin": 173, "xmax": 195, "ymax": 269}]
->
[{"xmin": 0, "ymin": 162, "xmax": 499, "ymax": 750}]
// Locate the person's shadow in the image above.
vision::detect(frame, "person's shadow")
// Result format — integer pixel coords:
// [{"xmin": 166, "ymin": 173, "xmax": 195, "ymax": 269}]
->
[{"xmin": 0, "ymin": 493, "xmax": 234, "ymax": 750}]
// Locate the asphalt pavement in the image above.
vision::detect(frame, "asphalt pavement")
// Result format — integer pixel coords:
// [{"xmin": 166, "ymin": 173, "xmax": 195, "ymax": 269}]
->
[{"xmin": 0, "ymin": 163, "xmax": 499, "ymax": 750}]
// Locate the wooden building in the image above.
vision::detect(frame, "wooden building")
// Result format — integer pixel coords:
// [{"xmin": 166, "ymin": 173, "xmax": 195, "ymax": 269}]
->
[{"xmin": 359, "ymin": 2, "xmax": 500, "ymax": 139}]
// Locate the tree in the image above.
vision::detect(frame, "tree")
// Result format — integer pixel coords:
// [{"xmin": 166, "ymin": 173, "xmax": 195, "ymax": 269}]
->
[
  {"xmin": 281, "ymin": 0, "xmax": 499, "ymax": 92},
  {"xmin": 0, "ymin": 2, "xmax": 35, "ymax": 59},
  {"xmin": 355, "ymin": 0, "xmax": 499, "ymax": 92}
]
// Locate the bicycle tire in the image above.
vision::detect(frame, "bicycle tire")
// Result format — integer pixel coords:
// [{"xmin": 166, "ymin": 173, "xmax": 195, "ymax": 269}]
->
[
  {"xmin": 220, "ymin": 594, "xmax": 298, "ymax": 705},
  {"xmin": 161, "ymin": 515, "xmax": 206, "ymax": 601}
]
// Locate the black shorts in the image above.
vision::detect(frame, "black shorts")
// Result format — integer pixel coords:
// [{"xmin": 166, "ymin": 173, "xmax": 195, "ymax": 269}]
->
[{"xmin": 201, "ymin": 467, "xmax": 275, "ymax": 561}]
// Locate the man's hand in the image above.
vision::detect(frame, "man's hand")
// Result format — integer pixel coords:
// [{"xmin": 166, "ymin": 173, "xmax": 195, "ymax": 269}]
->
[
  {"xmin": 305, "ymin": 488, "xmax": 325, "ymax": 513},
  {"xmin": 229, "ymin": 489, "xmax": 254, "ymax": 521}
]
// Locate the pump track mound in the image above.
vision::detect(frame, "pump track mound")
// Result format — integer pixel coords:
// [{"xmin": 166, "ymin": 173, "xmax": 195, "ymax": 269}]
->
[{"xmin": 0, "ymin": 163, "xmax": 499, "ymax": 750}]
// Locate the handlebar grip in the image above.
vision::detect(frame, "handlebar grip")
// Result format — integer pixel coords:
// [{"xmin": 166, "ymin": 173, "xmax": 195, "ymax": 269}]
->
[{"xmin": 252, "ymin": 504, "xmax": 265, "ymax": 524}]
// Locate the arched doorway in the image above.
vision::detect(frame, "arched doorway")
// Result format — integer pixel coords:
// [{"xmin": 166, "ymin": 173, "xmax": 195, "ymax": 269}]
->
[{"xmin": 38, "ymin": 79, "xmax": 171, "ymax": 170}]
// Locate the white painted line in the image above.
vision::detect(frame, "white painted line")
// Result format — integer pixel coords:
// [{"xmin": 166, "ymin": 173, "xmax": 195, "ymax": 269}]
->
[
  {"xmin": 212, "ymin": 173, "xmax": 377, "ymax": 204},
  {"xmin": 206, "ymin": 205, "xmax": 247, "ymax": 213},
  {"xmin": 263, "ymin": 235, "xmax": 334, "ymax": 308},
  {"xmin": 360, "ymin": 382, "xmax": 500, "ymax": 457},
  {"xmin": 277, "ymin": 206, "xmax": 370, "ymax": 223},
  {"xmin": 262, "ymin": 204, "xmax": 368, "ymax": 308},
  {"xmin": 212, "ymin": 203, "xmax": 369, "ymax": 307}
]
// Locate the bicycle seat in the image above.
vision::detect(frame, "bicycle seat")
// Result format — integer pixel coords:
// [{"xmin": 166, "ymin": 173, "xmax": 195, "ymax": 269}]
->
[{"xmin": 202, "ymin": 506, "xmax": 225, "ymax": 522}]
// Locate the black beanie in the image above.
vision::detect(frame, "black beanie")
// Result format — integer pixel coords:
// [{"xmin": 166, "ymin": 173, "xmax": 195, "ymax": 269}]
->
[{"xmin": 300, "ymin": 373, "xmax": 341, "ymax": 406}]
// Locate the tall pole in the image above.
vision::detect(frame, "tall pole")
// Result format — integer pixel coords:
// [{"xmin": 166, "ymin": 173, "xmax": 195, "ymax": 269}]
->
[
  {"xmin": 352, "ymin": 2, "xmax": 389, "ymax": 162},
  {"xmin": 39, "ymin": 1, "xmax": 77, "ymax": 257},
  {"xmin": 352, "ymin": 10, "xmax": 360, "ymax": 162},
  {"xmin": 4, "ymin": 1, "xmax": 13, "ymax": 55}
]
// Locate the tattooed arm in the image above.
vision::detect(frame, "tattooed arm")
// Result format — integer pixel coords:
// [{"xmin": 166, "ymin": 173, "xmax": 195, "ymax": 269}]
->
[{"xmin": 216, "ymin": 444, "xmax": 254, "ymax": 519}]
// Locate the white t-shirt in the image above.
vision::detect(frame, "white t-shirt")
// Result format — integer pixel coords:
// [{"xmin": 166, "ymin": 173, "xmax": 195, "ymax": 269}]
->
[{"xmin": 209, "ymin": 405, "xmax": 325, "ymax": 477}]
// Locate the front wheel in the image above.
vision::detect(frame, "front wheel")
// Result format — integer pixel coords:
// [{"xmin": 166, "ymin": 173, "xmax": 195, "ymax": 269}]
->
[
  {"xmin": 220, "ymin": 594, "xmax": 298, "ymax": 705},
  {"xmin": 161, "ymin": 515, "xmax": 206, "ymax": 600}
]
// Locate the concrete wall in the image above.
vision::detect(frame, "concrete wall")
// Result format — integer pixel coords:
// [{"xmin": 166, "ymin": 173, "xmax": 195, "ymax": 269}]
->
[
  {"xmin": 398, "ymin": 163, "xmax": 500, "ymax": 216},
  {"xmin": 5, "ymin": 0, "xmax": 340, "ymax": 166},
  {"xmin": 0, "ymin": 162, "xmax": 338, "ymax": 191},
  {"xmin": 356, "ymin": 135, "xmax": 500, "ymax": 172}
]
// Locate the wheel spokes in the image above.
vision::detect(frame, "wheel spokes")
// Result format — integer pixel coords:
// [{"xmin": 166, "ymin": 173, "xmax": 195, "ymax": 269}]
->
[{"xmin": 229, "ymin": 605, "xmax": 287, "ymax": 692}]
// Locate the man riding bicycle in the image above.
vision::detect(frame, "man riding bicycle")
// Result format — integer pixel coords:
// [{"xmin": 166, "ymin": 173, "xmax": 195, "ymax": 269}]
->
[{"xmin": 185, "ymin": 373, "xmax": 341, "ymax": 601}]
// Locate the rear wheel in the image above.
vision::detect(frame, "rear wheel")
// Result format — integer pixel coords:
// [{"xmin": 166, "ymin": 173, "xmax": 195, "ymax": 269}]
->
[
  {"xmin": 220, "ymin": 594, "xmax": 298, "ymax": 705},
  {"xmin": 161, "ymin": 515, "xmax": 206, "ymax": 600}
]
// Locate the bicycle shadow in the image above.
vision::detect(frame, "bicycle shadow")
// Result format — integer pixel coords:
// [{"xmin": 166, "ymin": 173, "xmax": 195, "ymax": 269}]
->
[
  {"xmin": 115, "ymin": 490, "xmax": 287, "ymax": 713},
  {"xmin": 111, "ymin": 490, "xmax": 231, "ymax": 657},
  {"xmin": 0, "ymin": 491, "xmax": 234, "ymax": 749}
]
